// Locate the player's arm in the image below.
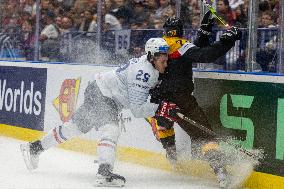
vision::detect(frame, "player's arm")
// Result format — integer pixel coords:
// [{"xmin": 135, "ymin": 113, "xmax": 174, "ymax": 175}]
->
[
  {"xmin": 184, "ymin": 27, "xmax": 242, "ymax": 63},
  {"xmin": 128, "ymin": 86, "xmax": 159, "ymax": 118},
  {"xmin": 193, "ymin": 11, "xmax": 214, "ymax": 48}
]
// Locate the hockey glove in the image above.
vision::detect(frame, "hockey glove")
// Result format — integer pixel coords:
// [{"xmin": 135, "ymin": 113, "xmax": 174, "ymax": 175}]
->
[
  {"xmin": 154, "ymin": 101, "xmax": 180, "ymax": 129},
  {"xmin": 198, "ymin": 11, "xmax": 215, "ymax": 36},
  {"xmin": 220, "ymin": 26, "xmax": 242, "ymax": 44}
]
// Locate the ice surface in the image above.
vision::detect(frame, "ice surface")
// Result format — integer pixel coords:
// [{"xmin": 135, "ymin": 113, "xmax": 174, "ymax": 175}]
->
[{"xmin": 0, "ymin": 136, "xmax": 220, "ymax": 189}]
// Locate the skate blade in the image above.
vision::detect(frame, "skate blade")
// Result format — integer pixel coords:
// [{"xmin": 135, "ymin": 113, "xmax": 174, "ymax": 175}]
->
[
  {"xmin": 94, "ymin": 183, "xmax": 125, "ymax": 188},
  {"xmin": 20, "ymin": 144, "xmax": 37, "ymax": 171},
  {"xmin": 94, "ymin": 179, "xmax": 125, "ymax": 187}
]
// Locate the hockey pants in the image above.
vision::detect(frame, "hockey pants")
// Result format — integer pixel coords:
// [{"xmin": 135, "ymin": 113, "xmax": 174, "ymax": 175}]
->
[{"xmin": 40, "ymin": 81, "xmax": 121, "ymax": 169}]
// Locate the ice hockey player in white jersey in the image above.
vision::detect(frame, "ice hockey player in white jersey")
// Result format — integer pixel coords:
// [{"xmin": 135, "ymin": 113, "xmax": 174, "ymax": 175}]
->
[{"xmin": 20, "ymin": 38, "xmax": 170, "ymax": 187}]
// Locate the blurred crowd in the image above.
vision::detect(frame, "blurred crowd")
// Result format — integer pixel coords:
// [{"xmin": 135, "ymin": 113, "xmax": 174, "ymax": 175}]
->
[{"xmin": 0, "ymin": 0, "xmax": 281, "ymax": 71}]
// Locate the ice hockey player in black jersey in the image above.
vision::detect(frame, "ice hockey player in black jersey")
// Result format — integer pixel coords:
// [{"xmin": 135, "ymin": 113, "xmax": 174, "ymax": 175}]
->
[{"xmin": 146, "ymin": 12, "xmax": 242, "ymax": 188}]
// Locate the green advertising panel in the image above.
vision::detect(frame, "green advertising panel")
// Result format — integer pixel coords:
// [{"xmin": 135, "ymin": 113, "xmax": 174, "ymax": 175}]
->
[{"xmin": 194, "ymin": 77, "xmax": 284, "ymax": 176}]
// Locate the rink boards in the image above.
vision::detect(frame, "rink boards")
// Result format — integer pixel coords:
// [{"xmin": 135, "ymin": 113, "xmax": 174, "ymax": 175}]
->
[{"xmin": 0, "ymin": 61, "xmax": 284, "ymax": 188}]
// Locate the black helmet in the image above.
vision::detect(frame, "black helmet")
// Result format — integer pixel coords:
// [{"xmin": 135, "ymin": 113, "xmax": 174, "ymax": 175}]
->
[{"xmin": 163, "ymin": 17, "xmax": 184, "ymax": 37}]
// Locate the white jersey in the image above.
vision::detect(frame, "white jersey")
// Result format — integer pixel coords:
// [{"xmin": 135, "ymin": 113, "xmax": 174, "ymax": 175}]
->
[{"xmin": 95, "ymin": 55, "xmax": 159, "ymax": 118}]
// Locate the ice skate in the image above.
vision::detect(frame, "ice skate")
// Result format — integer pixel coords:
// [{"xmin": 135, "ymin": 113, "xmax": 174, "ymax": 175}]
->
[
  {"xmin": 94, "ymin": 164, "xmax": 126, "ymax": 187},
  {"xmin": 20, "ymin": 140, "xmax": 44, "ymax": 170}
]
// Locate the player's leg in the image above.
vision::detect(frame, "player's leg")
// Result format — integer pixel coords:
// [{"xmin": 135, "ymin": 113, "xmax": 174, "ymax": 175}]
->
[
  {"xmin": 75, "ymin": 81, "xmax": 126, "ymax": 186},
  {"xmin": 95, "ymin": 122, "xmax": 126, "ymax": 187},
  {"xmin": 172, "ymin": 93, "xmax": 231, "ymax": 187},
  {"xmin": 201, "ymin": 142, "xmax": 230, "ymax": 188},
  {"xmin": 20, "ymin": 121, "xmax": 84, "ymax": 170},
  {"xmin": 20, "ymin": 80, "xmax": 104, "ymax": 170},
  {"xmin": 146, "ymin": 117, "xmax": 177, "ymax": 166},
  {"xmin": 181, "ymin": 98, "xmax": 231, "ymax": 187},
  {"xmin": 161, "ymin": 135, "xmax": 177, "ymax": 166}
]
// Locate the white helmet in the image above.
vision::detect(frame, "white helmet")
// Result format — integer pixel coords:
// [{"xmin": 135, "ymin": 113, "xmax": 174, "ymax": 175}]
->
[{"xmin": 145, "ymin": 38, "xmax": 169, "ymax": 57}]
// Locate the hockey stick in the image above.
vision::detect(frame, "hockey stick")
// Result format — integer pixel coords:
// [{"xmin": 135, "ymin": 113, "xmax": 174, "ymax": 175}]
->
[
  {"xmin": 176, "ymin": 112, "xmax": 260, "ymax": 159},
  {"xmin": 200, "ymin": 0, "xmax": 230, "ymax": 28}
]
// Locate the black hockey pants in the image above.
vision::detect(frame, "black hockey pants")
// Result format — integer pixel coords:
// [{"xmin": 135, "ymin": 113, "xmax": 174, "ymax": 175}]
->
[{"xmin": 159, "ymin": 91, "xmax": 216, "ymax": 149}]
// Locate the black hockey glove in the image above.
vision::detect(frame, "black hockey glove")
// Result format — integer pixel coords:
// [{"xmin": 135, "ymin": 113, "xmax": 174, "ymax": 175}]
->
[
  {"xmin": 154, "ymin": 101, "xmax": 180, "ymax": 129},
  {"xmin": 198, "ymin": 11, "xmax": 215, "ymax": 36},
  {"xmin": 220, "ymin": 26, "xmax": 242, "ymax": 44}
]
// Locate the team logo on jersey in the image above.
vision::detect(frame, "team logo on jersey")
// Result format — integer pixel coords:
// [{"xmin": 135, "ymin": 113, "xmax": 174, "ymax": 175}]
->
[{"xmin": 53, "ymin": 78, "xmax": 81, "ymax": 122}]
